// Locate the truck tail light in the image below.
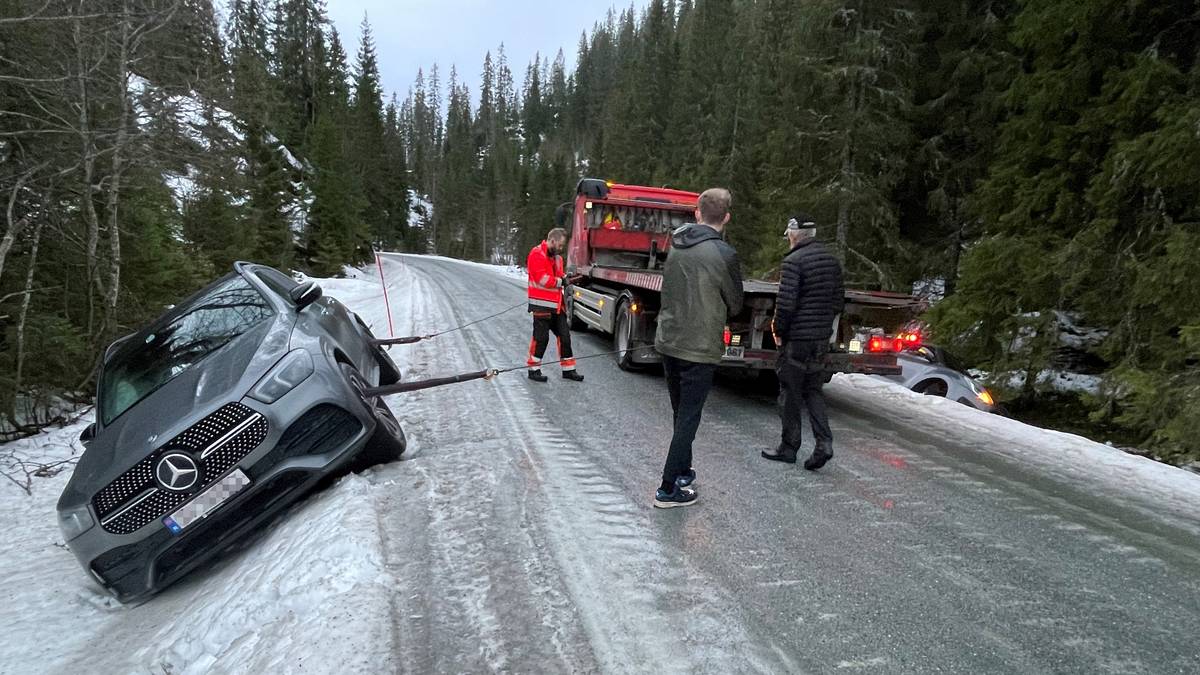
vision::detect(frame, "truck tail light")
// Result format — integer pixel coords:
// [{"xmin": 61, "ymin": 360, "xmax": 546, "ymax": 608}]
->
[
  {"xmin": 723, "ymin": 327, "xmax": 732, "ymax": 347},
  {"xmin": 868, "ymin": 336, "xmax": 908, "ymax": 353}
]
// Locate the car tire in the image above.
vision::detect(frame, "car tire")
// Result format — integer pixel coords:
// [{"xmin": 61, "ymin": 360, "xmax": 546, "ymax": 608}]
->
[{"xmin": 340, "ymin": 363, "xmax": 407, "ymax": 471}]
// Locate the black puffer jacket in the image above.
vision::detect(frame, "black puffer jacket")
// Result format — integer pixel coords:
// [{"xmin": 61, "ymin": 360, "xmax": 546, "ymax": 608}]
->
[{"xmin": 773, "ymin": 238, "xmax": 845, "ymax": 344}]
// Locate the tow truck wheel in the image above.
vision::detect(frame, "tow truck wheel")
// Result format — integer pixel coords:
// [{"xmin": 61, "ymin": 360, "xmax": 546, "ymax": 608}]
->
[{"xmin": 614, "ymin": 301, "xmax": 639, "ymax": 371}]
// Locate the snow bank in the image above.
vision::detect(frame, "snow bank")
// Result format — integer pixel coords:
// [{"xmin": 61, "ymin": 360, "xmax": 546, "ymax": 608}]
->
[
  {"xmin": 417, "ymin": 255, "xmax": 525, "ymax": 283},
  {"xmin": 985, "ymin": 368, "xmax": 1106, "ymax": 396},
  {"xmin": 829, "ymin": 374, "xmax": 1200, "ymax": 530}
]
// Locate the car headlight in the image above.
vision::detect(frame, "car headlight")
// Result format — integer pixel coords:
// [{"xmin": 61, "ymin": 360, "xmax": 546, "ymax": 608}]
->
[
  {"xmin": 965, "ymin": 377, "xmax": 995, "ymax": 406},
  {"xmin": 59, "ymin": 505, "xmax": 95, "ymax": 541},
  {"xmin": 249, "ymin": 350, "xmax": 314, "ymax": 404}
]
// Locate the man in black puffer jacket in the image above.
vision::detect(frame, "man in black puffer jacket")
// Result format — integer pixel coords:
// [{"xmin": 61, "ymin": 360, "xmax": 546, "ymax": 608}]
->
[{"xmin": 762, "ymin": 213, "xmax": 844, "ymax": 470}]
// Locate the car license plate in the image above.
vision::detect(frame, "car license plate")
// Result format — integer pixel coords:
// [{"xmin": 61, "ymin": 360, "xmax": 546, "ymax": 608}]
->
[
  {"xmin": 849, "ymin": 339, "xmax": 863, "ymax": 354},
  {"xmin": 724, "ymin": 346, "xmax": 745, "ymax": 359},
  {"xmin": 163, "ymin": 469, "xmax": 250, "ymax": 534}
]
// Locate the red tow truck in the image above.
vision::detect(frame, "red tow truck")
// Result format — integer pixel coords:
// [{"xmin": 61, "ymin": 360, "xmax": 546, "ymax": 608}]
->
[{"xmin": 560, "ymin": 178, "xmax": 920, "ymax": 376}]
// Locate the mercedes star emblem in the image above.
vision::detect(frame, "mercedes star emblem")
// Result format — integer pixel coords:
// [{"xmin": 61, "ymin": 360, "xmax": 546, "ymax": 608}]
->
[{"xmin": 156, "ymin": 453, "xmax": 199, "ymax": 492}]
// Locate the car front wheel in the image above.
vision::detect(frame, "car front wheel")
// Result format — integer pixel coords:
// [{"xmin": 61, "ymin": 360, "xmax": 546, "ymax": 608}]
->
[{"xmin": 340, "ymin": 363, "xmax": 407, "ymax": 470}]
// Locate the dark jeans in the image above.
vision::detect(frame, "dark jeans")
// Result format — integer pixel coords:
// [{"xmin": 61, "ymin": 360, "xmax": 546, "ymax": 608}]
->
[
  {"xmin": 776, "ymin": 341, "xmax": 833, "ymax": 454},
  {"xmin": 661, "ymin": 355, "xmax": 717, "ymax": 486}
]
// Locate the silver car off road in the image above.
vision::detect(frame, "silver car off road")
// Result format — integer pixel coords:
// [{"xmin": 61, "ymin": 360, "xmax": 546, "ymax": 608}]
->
[{"xmin": 56, "ymin": 263, "xmax": 405, "ymax": 603}]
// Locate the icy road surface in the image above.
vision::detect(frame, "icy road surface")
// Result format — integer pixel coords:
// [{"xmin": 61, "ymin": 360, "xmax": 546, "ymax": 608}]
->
[{"xmin": 3, "ymin": 254, "xmax": 1200, "ymax": 674}]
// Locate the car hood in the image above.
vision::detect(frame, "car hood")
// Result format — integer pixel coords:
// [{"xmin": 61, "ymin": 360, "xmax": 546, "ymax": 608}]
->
[{"xmin": 58, "ymin": 316, "xmax": 293, "ymax": 511}]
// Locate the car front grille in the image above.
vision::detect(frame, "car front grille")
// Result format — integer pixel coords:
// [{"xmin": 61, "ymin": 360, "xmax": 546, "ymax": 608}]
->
[
  {"xmin": 94, "ymin": 402, "xmax": 269, "ymax": 535},
  {"xmin": 247, "ymin": 404, "xmax": 361, "ymax": 480}
]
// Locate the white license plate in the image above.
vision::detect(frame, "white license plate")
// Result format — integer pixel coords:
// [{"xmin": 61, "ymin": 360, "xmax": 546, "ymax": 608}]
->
[
  {"xmin": 163, "ymin": 469, "xmax": 251, "ymax": 534},
  {"xmin": 723, "ymin": 346, "xmax": 745, "ymax": 359},
  {"xmin": 849, "ymin": 339, "xmax": 863, "ymax": 354}
]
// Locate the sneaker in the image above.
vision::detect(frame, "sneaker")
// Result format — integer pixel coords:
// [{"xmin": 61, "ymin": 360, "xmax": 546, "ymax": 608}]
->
[
  {"xmin": 761, "ymin": 446, "xmax": 798, "ymax": 464},
  {"xmin": 653, "ymin": 485, "xmax": 698, "ymax": 509},
  {"xmin": 675, "ymin": 468, "xmax": 697, "ymax": 489},
  {"xmin": 562, "ymin": 370, "xmax": 585, "ymax": 382},
  {"xmin": 528, "ymin": 370, "xmax": 548, "ymax": 383},
  {"xmin": 804, "ymin": 447, "xmax": 833, "ymax": 471}
]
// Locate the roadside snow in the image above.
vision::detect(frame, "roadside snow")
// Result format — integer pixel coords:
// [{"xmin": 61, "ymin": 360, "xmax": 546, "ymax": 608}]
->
[
  {"xmin": 413, "ymin": 254, "xmax": 526, "ymax": 283},
  {"xmin": 985, "ymin": 369, "xmax": 1106, "ymax": 396},
  {"xmin": 829, "ymin": 374, "xmax": 1200, "ymax": 531}
]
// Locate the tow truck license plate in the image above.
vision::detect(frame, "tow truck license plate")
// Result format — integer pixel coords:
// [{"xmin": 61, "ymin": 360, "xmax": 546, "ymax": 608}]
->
[
  {"xmin": 724, "ymin": 346, "xmax": 745, "ymax": 359},
  {"xmin": 163, "ymin": 469, "xmax": 250, "ymax": 534}
]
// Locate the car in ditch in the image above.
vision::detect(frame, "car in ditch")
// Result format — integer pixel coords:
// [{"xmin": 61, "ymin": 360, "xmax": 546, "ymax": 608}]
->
[
  {"xmin": 882, "ymin": 341, "xmax": 997, "ymax": 413},
  {"xmin": 56, "ymin": 262, "xmax": 406, "ymax": 603}
]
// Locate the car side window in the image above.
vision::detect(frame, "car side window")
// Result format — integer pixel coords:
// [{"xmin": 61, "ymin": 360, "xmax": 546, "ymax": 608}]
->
[{"xmin": 255, "ymin": 269, "xmax": 299, "ymax": 300}]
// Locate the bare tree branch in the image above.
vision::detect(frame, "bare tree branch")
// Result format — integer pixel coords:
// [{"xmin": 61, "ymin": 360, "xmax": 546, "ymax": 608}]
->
[
  {"xmin": 0, "ymin": 161, "xmax": 49, "ymax": 281},
  {"xmin": 0, "ymin": 1, "xmax": 114, "ymax": 25},
  {"xmin": 847, "ymin": 246, "xmax": 890, "ymax": 288},
  {"xmin": 0, "ymin": 287, "xmax": 59, "ymax": 304}
]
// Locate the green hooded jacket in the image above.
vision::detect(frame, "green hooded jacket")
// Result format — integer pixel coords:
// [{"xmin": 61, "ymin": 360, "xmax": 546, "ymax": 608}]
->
[{"xmin": 654, "ymin": 223, "xmax": 744, "ymax": 364}]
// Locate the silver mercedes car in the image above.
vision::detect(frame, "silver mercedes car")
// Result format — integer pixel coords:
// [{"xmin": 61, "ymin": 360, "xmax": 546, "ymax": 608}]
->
[{"xmin": 56, "ymin": 263, "xmax": 406, "ymax": 603}]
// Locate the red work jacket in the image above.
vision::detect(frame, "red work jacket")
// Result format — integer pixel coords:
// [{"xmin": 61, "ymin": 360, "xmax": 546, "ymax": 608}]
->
[{"xmin": 527, "ymin": 241, "xmax": 564, "ymax": 312}]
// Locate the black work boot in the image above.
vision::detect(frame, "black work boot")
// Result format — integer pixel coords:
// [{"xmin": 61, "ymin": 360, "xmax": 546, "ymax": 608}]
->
[
  {"xmin": 562, "ymin": 370, "xmax": 584, "ymax": 382},
  {"xmin": 528, "ymin": 369, "xmax": 548, "ymax": 383},
  {"xmin": 804, "ymin": 443, "xmax": 833, "ymax": 471},
  {"xmin": 761, "ymin": 446, "xmax": 798, "ymax": 464}
]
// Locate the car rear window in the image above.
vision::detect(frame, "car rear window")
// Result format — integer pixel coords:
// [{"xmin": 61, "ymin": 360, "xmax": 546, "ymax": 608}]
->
[{"xmin": 99, "ymin": 277, "xmax": 274, "ymax": 425}]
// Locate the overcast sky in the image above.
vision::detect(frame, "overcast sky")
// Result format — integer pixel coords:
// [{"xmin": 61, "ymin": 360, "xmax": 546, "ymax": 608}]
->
[{"xmin": 324, "ymin": 1, "xmax": 642, "ymax": 107}]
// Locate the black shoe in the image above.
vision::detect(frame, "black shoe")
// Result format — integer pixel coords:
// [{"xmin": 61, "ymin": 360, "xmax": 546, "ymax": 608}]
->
[
  {"xmin": 675, "ymin": 468, "xmax": 696, "ymax": 489},
  {"xmin": 804, "ymin": 448, "xmax": 833, "ymax": 471},
  {"xmin": 562, "ymin": 370, "xmax": 584, "ymax": 382},
  {"xmin": 653, "ymin": 485, "xmax": 698, "ymax": 509},
  {"xmin": 528, "ymin": 369, "xmax": 548, "ymax": 383},
  {"xmin": 761, "ymin": 446, "xmax": 798, "ymax": 464}
]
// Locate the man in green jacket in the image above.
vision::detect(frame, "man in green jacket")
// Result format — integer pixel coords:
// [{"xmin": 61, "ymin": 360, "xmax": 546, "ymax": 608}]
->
[{"xmin": 652, "ymin": 187, "xmax": 744, "ymax": 508}]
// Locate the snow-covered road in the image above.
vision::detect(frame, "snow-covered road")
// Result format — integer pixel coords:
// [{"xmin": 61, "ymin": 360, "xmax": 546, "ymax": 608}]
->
[{"xmin": 4, "ymin": 254, "xmax": 1200, "ymax": 674}]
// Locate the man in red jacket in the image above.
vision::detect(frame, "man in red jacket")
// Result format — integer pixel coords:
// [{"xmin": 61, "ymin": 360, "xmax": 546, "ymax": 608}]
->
[{"xmin": 526, "ymin": 228, "xmax": 584, "ymax": 383}]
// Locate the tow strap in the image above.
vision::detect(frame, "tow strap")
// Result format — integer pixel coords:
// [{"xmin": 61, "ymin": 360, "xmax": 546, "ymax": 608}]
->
[
  {"xmin": 371, "ymin": 301, "xmax": 527, "ymax": 347},
  {"xmin": 362, "ymin": 345, "xmax": 659, "ymax": 398}
]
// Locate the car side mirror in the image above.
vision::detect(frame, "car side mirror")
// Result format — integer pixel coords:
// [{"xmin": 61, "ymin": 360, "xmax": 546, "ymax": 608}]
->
[
  {"xmin": 80, "ymin": 423, "xmax": 96, "ymax": 447},
  {"xmin": 290, "ymin": 281, "xmax": 323, "ymax": 310}
]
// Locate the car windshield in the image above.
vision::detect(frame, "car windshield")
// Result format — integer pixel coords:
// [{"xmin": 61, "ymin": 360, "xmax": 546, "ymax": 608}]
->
[
  {"xmin": 934, "ymin": 346, "xmax": 971, "ymax": 374},
  {"xmin": 99, "ymin": 276, "xmax": 274, "ymax": 425}
]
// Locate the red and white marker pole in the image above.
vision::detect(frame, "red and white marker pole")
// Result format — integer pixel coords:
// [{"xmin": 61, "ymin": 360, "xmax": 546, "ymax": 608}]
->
[{"xmin": 374, "ymin": 249, "xmax": 396, "ymax": 338}]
